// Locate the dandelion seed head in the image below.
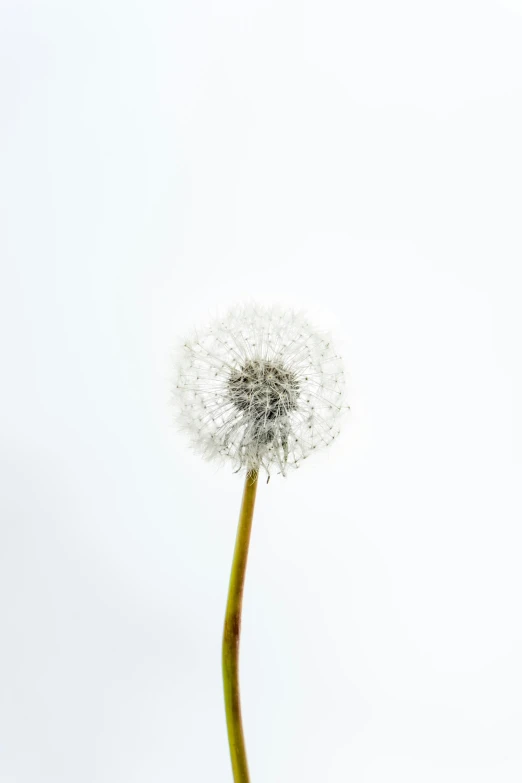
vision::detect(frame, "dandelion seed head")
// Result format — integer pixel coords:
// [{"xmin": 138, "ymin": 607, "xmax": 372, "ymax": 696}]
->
[{"xmin": 174, "ymin": 304, "xmax": 346, "ymax": 477}]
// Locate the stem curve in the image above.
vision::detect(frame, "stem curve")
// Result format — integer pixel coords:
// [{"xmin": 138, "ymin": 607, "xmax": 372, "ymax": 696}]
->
[{"xmin": 222, "ymin": 469, "xmax": 259, "ymax": 782}]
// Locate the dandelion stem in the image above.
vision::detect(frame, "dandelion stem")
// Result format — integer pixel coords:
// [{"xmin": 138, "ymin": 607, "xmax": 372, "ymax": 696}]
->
[{"xmin": 222, "ymin": 469, "xmax": 259, "ymax": 782}]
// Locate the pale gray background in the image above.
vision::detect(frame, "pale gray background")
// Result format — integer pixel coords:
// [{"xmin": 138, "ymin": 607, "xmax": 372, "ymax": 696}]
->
[{"xmin": 1, "ymin": 1, "xmax": 522, "ymax": 781}]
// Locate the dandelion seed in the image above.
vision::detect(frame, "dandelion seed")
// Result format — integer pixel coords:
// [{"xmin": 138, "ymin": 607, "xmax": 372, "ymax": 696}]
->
[{"xmin": 175, "ymin": 303, "xmax": 346, "ymax": 478}]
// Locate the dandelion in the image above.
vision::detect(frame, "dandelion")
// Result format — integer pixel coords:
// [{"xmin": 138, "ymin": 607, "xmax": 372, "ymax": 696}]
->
[
  {"xmin": 176, "ymin": 304, "xmax": 345, "ymax": 478},
  {"xmin": 174, "ymin": 303, "xmax": 346, "ymax": 782}
]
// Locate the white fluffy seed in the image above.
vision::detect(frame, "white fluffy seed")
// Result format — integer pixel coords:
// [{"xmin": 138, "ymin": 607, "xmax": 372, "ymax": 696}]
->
[{"xmin": 174, "ymin": 304, "xmax": 346, "ymax": 477}]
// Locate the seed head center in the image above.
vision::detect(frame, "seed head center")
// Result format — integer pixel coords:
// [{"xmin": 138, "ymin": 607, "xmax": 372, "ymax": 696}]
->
[{"xmin": 228, "ymin": 359, "xmax": 300, "ymax": 421}]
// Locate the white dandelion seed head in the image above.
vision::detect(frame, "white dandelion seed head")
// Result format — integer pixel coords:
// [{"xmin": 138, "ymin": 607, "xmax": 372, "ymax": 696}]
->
[{"xmin": 174, "ymin": 304, "xmax": 346, "ymax": 477}]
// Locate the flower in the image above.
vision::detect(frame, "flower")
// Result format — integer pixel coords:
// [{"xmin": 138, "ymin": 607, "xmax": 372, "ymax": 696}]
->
[{"xmin": 174, "ymin": 304, "xmax": 346, "ymax": 477}]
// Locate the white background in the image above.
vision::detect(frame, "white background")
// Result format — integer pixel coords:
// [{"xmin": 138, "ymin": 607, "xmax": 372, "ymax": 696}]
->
[{"xmin": 1, "ymin": 1, "xmax": 522, "ymax": 781}]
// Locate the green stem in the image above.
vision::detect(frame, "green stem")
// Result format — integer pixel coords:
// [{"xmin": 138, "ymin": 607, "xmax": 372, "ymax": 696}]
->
[{"xmin": 222, "ymin": 469, "xmax": 259, "ymax": 782}]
